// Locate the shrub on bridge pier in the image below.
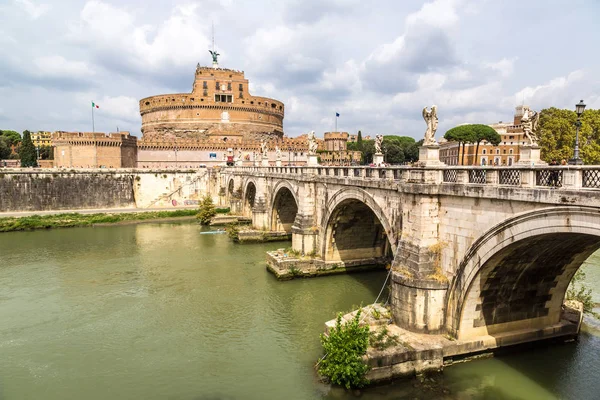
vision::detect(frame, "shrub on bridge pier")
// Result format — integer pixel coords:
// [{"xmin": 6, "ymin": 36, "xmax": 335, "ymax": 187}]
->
[{"xmin": 318, "ymin": 310, "xmax": 370, "ymax": 389}]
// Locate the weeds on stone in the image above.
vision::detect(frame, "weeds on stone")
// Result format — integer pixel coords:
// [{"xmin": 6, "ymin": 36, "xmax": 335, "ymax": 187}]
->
[
  {"xmin": 567, "ymin": 270, "xmax": 598, "ymax": 316},
  {"xmin": 369, "ymin": 326, "xmax": 400, "ymax": 351}
]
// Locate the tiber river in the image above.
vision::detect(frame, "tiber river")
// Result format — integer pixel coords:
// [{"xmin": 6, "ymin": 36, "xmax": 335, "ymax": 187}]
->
[{"xmin": 1, "ymin": 221, "xmax": 599, "ymax": 400}]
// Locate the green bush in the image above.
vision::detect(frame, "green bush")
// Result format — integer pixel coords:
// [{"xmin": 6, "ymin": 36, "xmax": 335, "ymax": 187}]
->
[
  {"xmin": 567, "ymin": 270, "xmax": 597, "ymax": 315},
  {"xmin": 196, "ymin": 195, "xmax": 217, "ymax": 225},
  {"xmin": 318, "ymin": 310, "xmax": 370, "ymax": 389},
  {"xmin": 226, "ymin": 223, "xmax": 240, "ymax": 241}
]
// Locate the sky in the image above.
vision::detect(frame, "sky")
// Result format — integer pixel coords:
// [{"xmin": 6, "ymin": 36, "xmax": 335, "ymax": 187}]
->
[{"xmin": 1, "ymin": 0, "xmax": 599, "ymax": 140}]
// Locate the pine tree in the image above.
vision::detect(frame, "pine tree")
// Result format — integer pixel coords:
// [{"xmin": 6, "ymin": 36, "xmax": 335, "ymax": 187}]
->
[{"xmin": 19, "ymin": 130, "xmax": 38, "ymax": 167}]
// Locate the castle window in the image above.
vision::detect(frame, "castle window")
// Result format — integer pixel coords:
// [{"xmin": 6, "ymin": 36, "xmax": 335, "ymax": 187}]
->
[
  {"xmin": 242, "ymin": 101, "xmax": 245, "ymax": 104},
  {"xmin": 239, "ymin": 84, "xmax": 243, "ymax": 91},
  {"xmin": 251, "ymin": 101, "xmax": 254, "ymax": 105},
  {"xmin": 503, "ymin": 149, "xmax": 507, "ymax": 154},
  {"xmin": 215, "ymin": 94, "xmax": 232, "ymax": 103},
  {"xmin": 496, "ymin": 149, "xmax": 500, "ymax": 154},
  {"xmin": 203, "ymin": 90, "xmax": 208, "ymax": 96},
  {"xmin": 203, "ymin": 81, "xmax": 208, "ymax": 89},
  {"xmin": 145, "ymin": 101, "xmax": 150, "ymax": 106},
  {"xmin": 482, "ymin": 149, "xmax": 486, "ymax": 155},
  {"xmin": 215, "ymin": 81, "xmax": 220, "ymax": 90},
  {"xmin": 271, "ymin": 103, "xmax": 276, "ymax": 109},
  {"xmin": 190, "ymin": 98, "xmax": 194, "ymax": 102},
  {"xmin": 229, "ymin": 74, "xmax": 232, "ymax": 78},
  {"xmin": 509, "ymin": 149, "xmax": 514, "ymax": 154},
  {"xmin": 239, "ymin": 92, "xmax": 243, "ymax": 99},
  {"xmin": 227, "ymin": 82, "xmax": 231, "ymax": 91}
]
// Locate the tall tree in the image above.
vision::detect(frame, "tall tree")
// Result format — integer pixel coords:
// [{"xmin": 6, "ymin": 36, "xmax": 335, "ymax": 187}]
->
[
  {"xmin": 356, "ymin": 130, "xmax": 363, "ymax": 152},
  {"xmin": 471, "ymin": 124, "xmax": 501, "ymax": 165},
  {"xmin": 539, "ymin": 107, "xmax": 600, "ymax": 164},
  {"xmin": 444, "ymin": 126, "xmax": 471, "ymax": 165},
  {"xmin": 19, "ymin": 130, "xmax": 38, "ymax": 167},
  {"xmin": 0, "ymin": 130, "xmax": 21, "ymax": 146},
  {"xmin": 0, "ymin": 137, "xmax": 11, "ymax": 159}
]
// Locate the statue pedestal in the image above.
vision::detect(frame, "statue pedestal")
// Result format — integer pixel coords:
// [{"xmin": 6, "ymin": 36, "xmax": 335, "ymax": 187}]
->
[
  {"xmin": 307, "ymin": 154, "xmax": 319, "ymax": 166},
  {"xmin": 235, "ymin": 159, "xmax": 243, "ymax": 167},
  {"xmin": 417, "ymin": 144, "xmax": 444, "ymax": 166},
  {"xmin": 261, "ymin": 157, "xmax": 270, "ymax": 167},
  {"xmin": 373, "ymin": 153, "xmax": 384, "ymax": 166},
  {"xmin": 518, "ymin": 145, "xmax": 546, "ymax": 166},
  {"xmin": 275, "ymin": 160, "xmax": 282, "ymax": 167}
]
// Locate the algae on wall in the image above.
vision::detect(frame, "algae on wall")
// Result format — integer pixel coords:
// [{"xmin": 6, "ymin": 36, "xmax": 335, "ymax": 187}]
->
[{"xmin": 0, "ymin": 172, "xmax": 136, "ymax": 212}]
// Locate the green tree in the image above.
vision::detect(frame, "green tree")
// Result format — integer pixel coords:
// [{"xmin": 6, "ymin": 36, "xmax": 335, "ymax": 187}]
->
[
  {"xmin": 383, "ymin": 141, "xmax": 405, "ymax": 164},
  {"xmin": 383, "ymin": 135, "xmax": 417, "ymax": 163},
  {"xmin": 318, "ymin": 310, "xmax": 370, "ymax": 389},
  {"xmin": 39, "ymin": 145, "xmax": 54, "ymax": 160},
  {"xmin": 19, "ymin": 130, "xmax": 37, "ymax": 167},
  {"xmin": 357, "ymin": 130, "xmax": 363, "ymax": 151},
  {"xmin": 566, "ymin": 269, "xmax": 597, "ymax": 316},
  {"xmin": 539, "ymin": 107, "xmax": 600, "ymax": 164},
  {"xmin": 0, "ymin": 130, "xmax": 22, "ymax": 146},
  {"xmin": 361, "ymin": 140, "xmax": 375, "ymax": 164},
  {"xmin": 196, "ymin": 194, "xmax": 217, "ymax": 225},
  {"xmin": 444, "ymin": 125, "xmax": 497, "ymax": 165},
  {"xmin": 0, "ymin": 136, "xmax": 11, "ymax": 159}
]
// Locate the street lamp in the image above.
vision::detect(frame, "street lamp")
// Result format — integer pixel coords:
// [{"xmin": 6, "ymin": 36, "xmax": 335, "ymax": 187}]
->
[
  {"xmin": 569, "ymin": 99, "xmax": 586, "ymax": 165},
  {"xmin": 288, "ymin": 147, "xmax": 291, "ymax": 166},
  {"xmin": 36, "ymin": 145, "xmax": 40, "ymax": 161}
]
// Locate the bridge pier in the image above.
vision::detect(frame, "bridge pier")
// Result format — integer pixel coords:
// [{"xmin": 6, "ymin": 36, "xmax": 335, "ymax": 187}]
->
[{"xmin": 291, "ymin": 213, "xmax": 317, "ymax": 255}]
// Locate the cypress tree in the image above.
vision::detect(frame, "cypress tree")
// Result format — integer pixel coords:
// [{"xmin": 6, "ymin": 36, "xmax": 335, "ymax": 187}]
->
[{"xmin": 20, "ymin": 130, "xmax": 38, "ymax": 167}]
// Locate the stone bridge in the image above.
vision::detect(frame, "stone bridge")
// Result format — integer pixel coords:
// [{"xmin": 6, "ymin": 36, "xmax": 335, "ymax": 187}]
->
[{"xmin": 217, "ymin": 164, "xmax": 600, "ymax": 346}]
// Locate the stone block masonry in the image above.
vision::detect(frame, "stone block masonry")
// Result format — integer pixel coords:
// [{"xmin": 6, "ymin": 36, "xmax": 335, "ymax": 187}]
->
[{"xmin": 0, "ymin": 169, "xmax": 206, "ymax": 212}]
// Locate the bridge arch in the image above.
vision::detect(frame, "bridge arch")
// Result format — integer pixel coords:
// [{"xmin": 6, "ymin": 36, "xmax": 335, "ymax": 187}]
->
[
  {"xmin": 227, "ymin": 178, "xmax": 235, "ymax": 198},
  {"xmin": 321, "ymin": 188, "xmax": 396, "ymax": 264},
  {"xmin": 270, "ymin": 180, "xmax": 299, "ymax": 233},
  {"xmin": 242, "ymin": 179, "xmax": 257, "ymax": 217},
  {"xmin": 447, "ymin": 206, "xmax": 600, "ymax": 340}
]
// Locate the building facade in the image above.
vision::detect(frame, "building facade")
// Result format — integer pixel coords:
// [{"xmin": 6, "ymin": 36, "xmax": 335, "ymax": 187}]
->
[
  {"xmin": 139, "ymin": 65, "xmax": 284, "ymax": 141},
  {"xmin": 31, "ymin": 131, "xmax": 52, "ymax": 147},
  {"xmin": 439, "ymin": 106, "xmax": 531, "ymax": 166},
  {"xmin": 53, "ymin": 132, "xmax": 138, "ymax": 168}
]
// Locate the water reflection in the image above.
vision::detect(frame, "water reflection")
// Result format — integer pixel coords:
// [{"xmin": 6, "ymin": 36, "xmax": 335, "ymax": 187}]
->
[{"xmin": 0, "ymin": 223, "xmax": 599, "ymax": 400}]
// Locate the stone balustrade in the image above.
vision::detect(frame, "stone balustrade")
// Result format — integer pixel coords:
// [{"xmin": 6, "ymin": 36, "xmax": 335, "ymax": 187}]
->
[{"xmin": 229, "ymin": 165, "xmax": 600, "ymax": 190}]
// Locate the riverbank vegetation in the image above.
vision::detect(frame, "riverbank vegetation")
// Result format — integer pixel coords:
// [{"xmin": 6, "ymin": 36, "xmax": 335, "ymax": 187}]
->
[
  {"xmin": 196, "ymin": 195, "xmax": 217, "ymax": 225},
  {"xmin": 567, "ymin": 270, "xmax": 598, "ymax": 317},
  {"xmin": 0, "ymin": 209, "xmax": 200, "ymax": 232}
]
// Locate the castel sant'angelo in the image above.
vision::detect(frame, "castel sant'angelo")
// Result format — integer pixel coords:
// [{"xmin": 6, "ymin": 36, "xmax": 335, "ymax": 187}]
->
[
  {"xmin": 51, "ymin": 52, "xmax": 358, "ymax": 168},
  {"xmin": 139, "ymin": 62, "xmax": 285, "ymax": 141}
]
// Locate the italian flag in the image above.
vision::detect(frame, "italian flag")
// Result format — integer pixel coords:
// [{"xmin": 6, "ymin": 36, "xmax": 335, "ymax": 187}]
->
[{"xmin": 92, "ymin": 101, "xmax": 99, "ymax": 109}]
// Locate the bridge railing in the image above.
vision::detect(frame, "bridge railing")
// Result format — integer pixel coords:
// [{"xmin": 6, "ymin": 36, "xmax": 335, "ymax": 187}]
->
[{"xmin": 232, "ymin": 165, "xmax": 600, "ymax": 190}]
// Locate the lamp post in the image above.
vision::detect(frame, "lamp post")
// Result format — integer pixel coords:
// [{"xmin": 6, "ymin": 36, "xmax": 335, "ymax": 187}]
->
[
  {"xmin": 36, "ymin": 145, "xmax": 40, "ymax": 161},
  {"xmin": 569, "ymin": 100, "xmax": 586, "ymax": 165}
]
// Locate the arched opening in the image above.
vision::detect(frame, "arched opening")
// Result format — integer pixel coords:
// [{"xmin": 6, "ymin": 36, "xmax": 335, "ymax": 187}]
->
[
  {"xmin": 244, "ymin": 181, "xmax": 256, "ymax": 217},
  {"xmin": 227, "ymin": 179, "xmax": 234, "ymax": 198},
  {"xmin": 324, "ymin": 199, "xmax": 392, "ymax": 266},
  {"xmin": 448, "ymin": 208, "xmax": 600, "ymax": 341},
  {"xmin": 271, "ymin": 187, "xmax": 298, "ymax": 233}
]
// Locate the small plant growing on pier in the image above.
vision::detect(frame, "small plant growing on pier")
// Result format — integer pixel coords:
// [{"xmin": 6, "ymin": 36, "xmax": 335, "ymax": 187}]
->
[
  {"xmin": 318, "ymin": 309, "xmax": 370, "ymax": 389},
  {"xmin": 196, "ymin": 195, "xmax": 217, "ymax": 225},
  {"xmin": 226, "ymin": 223, "xmax": 240, "ymax": 241},
  {"xmin": 369, "ymin": 326, "xmax": 400, "ymax": 351},
  {"xmin": 567, "ymin": 270, "xmax": 597, "ymax": 316}
]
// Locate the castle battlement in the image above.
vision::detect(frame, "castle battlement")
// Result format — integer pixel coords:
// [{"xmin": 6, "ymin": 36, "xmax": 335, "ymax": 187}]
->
[{"xmin": 139, "ymin": 64, "xmax": 284, "ymax": 141}]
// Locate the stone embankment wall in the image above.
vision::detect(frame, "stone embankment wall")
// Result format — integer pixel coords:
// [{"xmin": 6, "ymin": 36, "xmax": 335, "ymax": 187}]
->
[{"xmin": 0, "ymin": 169, "xmax": 210, "ymax": 212}]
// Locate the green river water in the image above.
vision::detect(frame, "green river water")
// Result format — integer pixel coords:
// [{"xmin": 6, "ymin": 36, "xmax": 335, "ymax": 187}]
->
[{"xmin": 1, "ymin": 221, "xmax": 599, "ymax": 400}]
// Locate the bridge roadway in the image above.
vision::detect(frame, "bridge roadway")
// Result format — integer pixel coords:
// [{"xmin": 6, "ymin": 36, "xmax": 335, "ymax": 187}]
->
[{"xmin": 217, "ymin": 164, "xmax": 600, "ymax": 355}]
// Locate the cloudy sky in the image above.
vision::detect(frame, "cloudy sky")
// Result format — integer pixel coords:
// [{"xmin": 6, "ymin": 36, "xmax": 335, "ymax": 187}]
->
[{"xmin": 1, "ymin": 0, "xmax": 599, "ymax": 140}]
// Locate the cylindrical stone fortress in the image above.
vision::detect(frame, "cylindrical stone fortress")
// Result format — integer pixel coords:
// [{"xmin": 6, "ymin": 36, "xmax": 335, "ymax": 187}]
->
[{"xmin": 139, "ymin": 66, "xmax": 284, "ymax": 140}]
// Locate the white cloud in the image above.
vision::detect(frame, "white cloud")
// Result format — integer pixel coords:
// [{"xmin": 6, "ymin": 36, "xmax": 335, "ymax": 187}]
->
[
  {"xmin": 484, "ymin": 57, "xmax": 517, "ymax": 78},
  {"xmin": 14, "ymin": 0, "xmax": 50, "ymax": 20},
  {"xmin": 32, "ymin": 56, "xmax": 94, "ymax": 79}
]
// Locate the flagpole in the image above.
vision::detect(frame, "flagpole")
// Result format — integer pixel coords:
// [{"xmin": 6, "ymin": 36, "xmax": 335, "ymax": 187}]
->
[
  {"xmin": 92, "ymin": 104, "xmax": 95, "ymax": 133},
  {"xmin": 335, "ymin": 113, "xmax": 337, "ymax": 133}
]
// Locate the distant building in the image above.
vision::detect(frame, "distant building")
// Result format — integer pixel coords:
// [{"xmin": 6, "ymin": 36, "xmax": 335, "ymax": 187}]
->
[
  {"xmin": 439, "ymin": 106, "xmax": 531, "ymax": 166},
  {"xmin": 32, "ymin": 131, "xmax": 52, "ymax": 147},
  {"xmin": 53, "ymin": 132, "xmax": 138, "ymax": 168}
]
